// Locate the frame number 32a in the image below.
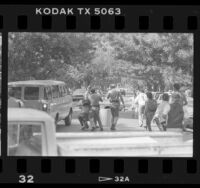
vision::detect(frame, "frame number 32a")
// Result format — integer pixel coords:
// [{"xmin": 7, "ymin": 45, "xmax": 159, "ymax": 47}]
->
[{"xmin": 114, "ymin": 176, "xmax": 130, "ymax": 183}]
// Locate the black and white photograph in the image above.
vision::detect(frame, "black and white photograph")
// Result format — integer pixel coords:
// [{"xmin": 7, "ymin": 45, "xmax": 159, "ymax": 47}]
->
[{"xmin": 7, "ymin": 33, "xmax": 193, "ymax": 156}]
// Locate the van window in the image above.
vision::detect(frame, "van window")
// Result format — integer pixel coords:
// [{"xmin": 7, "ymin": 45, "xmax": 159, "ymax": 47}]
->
[
  {"xmin": 44, "ymin": 87, "xmax": 52, "ymax": 100},
  {"xmin": 9, "ymin": 87, "xmax": 22, "ymax": 99},
  {"xmin": 59, "ymin": 85, "xmax": 63, "ymax": 97},
  {"xmin": 24, "ymin": 87, "xmax": 39, "ymax": 100},
  {"xmin": 64, "ymin": 85, "xmax": 70, "ymax": 95},
  {"xmin": 62, "ymin": 85, "xmax": 66, "ymax": 95},
  {"xmin": 59, "ymin": 85, "xmax": 66, "ymax": 97},
  {"xmin": 52, "ymin": 85, "xmax": 59, "ymax": 98}
]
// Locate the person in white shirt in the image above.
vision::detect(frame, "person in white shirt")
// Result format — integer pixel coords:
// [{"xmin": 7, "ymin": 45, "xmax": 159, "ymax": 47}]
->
[
  {"xmin": 131, "ymin": 91, "xmax": 138, "ymax": 118},
  {"xmin": 134, "ymin": 89, "xmax": 147, "ymax": 127},
  {"xmin": 153, "ymin": 93, "xmax": 170, "ymax": 131}
]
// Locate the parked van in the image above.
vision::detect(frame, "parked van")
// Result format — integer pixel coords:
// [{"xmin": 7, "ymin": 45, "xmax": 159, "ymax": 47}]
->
[{"xmin": 8, "ymin": 80, "xmax": 73, "ymax": 126}]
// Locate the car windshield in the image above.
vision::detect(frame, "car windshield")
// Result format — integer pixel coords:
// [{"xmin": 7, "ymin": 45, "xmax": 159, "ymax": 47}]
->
[
  {"xmin": 9, "ymin": 86, "xmax": 22, "ymax": 99},
  {"xmin": 8, "ymin": 123, "xmax": 42, "ymax": 156},
  {"xmin": 24, "ymin": 87, "xmax": 39, "ymax": 100}
]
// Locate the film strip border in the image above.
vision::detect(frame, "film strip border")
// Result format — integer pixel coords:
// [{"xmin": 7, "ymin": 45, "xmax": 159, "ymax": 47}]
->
[
  {"xmin": 0, "ymin": 14, "xmax": 199, "ymax": 31},
  {"xmin": 0, "ymin": 15, "xmax": 198, "ymax": 31},
  {"xmin": 0, "ymin": 5, "xmax": 200, "ymax": 183},
  {"xmin": 0, "ymin": 158, "xmax": 199, "ymax": 183},
  {"xmin": 0, "ymin": 6, "xmax": 199, "ymax": 31}
]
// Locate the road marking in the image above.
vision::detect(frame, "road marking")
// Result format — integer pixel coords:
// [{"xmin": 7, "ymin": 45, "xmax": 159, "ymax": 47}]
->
[{"xmin": 98, "ymin": 177, "xmax": 113, "ymax": 182}]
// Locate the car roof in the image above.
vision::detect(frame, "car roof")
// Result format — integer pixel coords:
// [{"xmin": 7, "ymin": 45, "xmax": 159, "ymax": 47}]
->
[
  {"xmin": 8, "ymin": 80, "xmax": 65, "ymax": 86},
  {"xmin": 8, "ymin": 108, "xmax": 54, "ymax": 123}
]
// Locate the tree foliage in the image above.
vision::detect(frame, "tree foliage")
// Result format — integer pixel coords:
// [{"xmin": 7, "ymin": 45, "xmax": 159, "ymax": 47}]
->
[{"xmin": 8, "ymin": 33, "xmax": 193, "ymax": 91}]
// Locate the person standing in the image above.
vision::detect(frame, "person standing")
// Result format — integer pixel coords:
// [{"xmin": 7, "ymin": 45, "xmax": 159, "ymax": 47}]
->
[
  {"xmin": 134, "ymin": 89, "xmax": 147, "ymax": 127},
  {"xmin": 171, "ymin": 83, "xmax": 187, "ymax": 106},
  {"xmin": 131, "ymin": 90, "xmax": 138, "ymax": 118},
  {"xmin": 78, "ymin": 99, "xmax": 96, "ymax": 131},
  {"xmin": 88, "ymin": 88, "xmax": 104, "ymax": 131},
  {"xmin": 153, "ymin": 93, "xmax": 170, "ymax": 131},
  {"xmin": 107, "ymin": 84, "xmax": 125, "ymax": 131},
  {"xmin": 84, "ymin": 85, "xmax": 92, "ymax": 100},
  {"xmin": 167, "ymin": 93, "xmax": 184, "ymax": 129},
  {"xmin": 144, "ymin": 92, "xmax": 157, "ymax": 131}
]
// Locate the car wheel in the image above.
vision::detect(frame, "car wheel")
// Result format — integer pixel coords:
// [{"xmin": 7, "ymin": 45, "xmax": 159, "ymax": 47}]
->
[{"xmin": 65, "ymin": 111, "xmax": 72, "ymax": 126}]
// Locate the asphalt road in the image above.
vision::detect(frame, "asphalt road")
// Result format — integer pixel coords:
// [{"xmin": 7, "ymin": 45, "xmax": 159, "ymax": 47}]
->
[
  {"xmin": 56, "ymin": 110, "xmax": 146, "ymax": 133},
  {"xmin": 56, "ymin": 95, "xmax": 193, "ymax": 133}
]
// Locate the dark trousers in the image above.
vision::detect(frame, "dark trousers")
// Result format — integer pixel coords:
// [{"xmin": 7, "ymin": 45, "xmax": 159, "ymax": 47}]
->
[
  {"xmin": 78, "ymin": 112, "xmax": 89, "ymax": 127},
  {"xmin": 145, "ymin": 112, "xmax": 154, "ymax": 131},
  {"xmin": 92, "ymin": 106, "xmax": 103, "ymax": 129},
  {"xmin": 78, "ymin": 115, "xmax": 89, "ymax": 127},
  {"xmin": 110, "ymin": 102, "xmax": 120, "ymax": 128}
]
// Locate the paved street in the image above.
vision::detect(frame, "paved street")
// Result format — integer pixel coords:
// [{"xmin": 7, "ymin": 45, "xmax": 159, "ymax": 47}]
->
[
  {"xmin": 56, "ymin": 95, "xmax": 193, "ymax": 133},
  {"xmin": 56, "ymin": 103, "xmax": 193, "ymax": 157},
  {"xmin": 56, "ymin": 106, "xmax": 193, "ymax": 157},
  {"xmin": 56, "ymin": 109, "xmax": 159, "ymax": 133}
]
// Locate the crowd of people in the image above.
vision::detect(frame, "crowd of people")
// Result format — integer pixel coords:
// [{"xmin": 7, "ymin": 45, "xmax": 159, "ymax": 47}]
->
[
  {"xmin": 132, "ymin": 83, "xmax": 192, "ymax": 131},
  {"xmin": 7, "ymin": 80, "xmax": 192, "ymax": 132},
  {"xmin": 78, "ymin": 83, "xmax": 193, "ymax": 132},
  {"xmin": 78, "ymin": 84, "xmax": 125, "ymax": 131}
]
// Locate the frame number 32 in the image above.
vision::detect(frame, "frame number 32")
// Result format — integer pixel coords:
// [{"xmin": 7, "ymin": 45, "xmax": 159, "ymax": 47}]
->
[{"xmin": 19, "ymin": 175, "xmax": 34, "ymax": 183}]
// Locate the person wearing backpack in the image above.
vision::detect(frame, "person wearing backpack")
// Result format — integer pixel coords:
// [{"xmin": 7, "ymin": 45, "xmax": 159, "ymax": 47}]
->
[
  {"xmin": 144, "ymin": 92, "xmax": 157, "ymax": 131},
  {"xmin": 107, "ymin": 84, "xmax": 125, "ymax": 131},
  {"xmin": 134, "ymin": 89, "xmax": 147, "ymax": 127}
]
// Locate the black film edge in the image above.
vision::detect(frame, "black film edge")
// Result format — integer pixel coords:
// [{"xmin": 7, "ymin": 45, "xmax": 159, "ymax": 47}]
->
[{"xmin": 0, "ymin": 5, "xmax": 199, "ymax": 184}]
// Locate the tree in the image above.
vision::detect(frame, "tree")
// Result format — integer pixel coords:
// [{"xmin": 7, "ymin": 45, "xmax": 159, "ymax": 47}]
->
[{"xmin": 8, "ymin": 33, "xmax": 193, "ymax": 92}]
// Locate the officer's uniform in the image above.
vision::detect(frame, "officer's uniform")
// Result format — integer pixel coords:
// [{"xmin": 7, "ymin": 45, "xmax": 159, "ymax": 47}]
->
[{"xmin": 107, "ymin": 87, "xmax": 124, "ymax": 130}]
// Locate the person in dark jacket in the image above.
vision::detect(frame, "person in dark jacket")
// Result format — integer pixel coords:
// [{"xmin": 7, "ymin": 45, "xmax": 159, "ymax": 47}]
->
[
  {"xmin": 171, "ymin": 83, "xmax": 187, "ymax": 106},
  {"xmin": 144, "ymin": 92, "xmax": 157, "ymax": 131},
  {"xmin": 167, "ymin": 93, "xmax": 184, "ymax": 129},
  {"xmin": 107, "ymin": 84, "xmax": 125, "ymax": 130},
  {"xmin": 78, "ymin": 99, "xmax": 96, "ymax": 131}
]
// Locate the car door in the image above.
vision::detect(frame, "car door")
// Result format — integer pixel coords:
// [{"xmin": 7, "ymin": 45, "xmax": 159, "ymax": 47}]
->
[
  {"xmin": 50, "ymin": 85, "xmax": 60, "ymax": 119},
  {"xmin": 58, "ymin": 85, "xmax": 72, "ymax": 119},
  {"xmin": 7, "ymin": 122, "xmax": 45, "ymax": 156}
]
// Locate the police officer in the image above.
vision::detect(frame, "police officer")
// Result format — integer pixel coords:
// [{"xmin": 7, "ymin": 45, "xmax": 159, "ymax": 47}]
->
[
  {"xmin": 88, "ymin": 88, "xmax": 104, "ymax": 131},
  {"xmin": 107, "ymin": 84, "xmax": 125, "ymax": 131}
]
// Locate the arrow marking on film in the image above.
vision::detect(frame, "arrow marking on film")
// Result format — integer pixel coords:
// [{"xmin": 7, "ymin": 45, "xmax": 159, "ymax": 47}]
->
[{"xmin": 98, "ymin": 177, "xmax": 113, "ymax": 182}]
